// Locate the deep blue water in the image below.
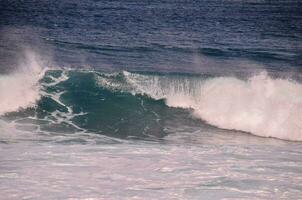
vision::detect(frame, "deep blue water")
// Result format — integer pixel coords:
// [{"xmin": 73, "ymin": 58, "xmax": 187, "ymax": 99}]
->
[{"xmin": 1, "ymin": 0, "xmax": 302, "ymax": 73}]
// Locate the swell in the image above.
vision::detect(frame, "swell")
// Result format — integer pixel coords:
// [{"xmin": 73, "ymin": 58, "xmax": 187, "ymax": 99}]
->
[{"xmin": 50, "ymin": 38, "xmax": 300, "ymax": 64}]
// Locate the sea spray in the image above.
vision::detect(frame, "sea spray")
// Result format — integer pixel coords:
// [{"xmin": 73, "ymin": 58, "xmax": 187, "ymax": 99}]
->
[{"xmin": 0, "ymin": 51, "xmax": 45, "ymax": 115}]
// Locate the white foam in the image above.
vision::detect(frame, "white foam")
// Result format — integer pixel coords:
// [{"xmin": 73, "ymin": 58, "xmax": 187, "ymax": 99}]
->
[
  {"xmin": 193, "ymin": 72, "xmax": 302, "ymax": 141},
  {"xmin": 121, "ymin": 71, "xmax": 302, "ymax": 141},
  {"xmin": 0, "ymin": 51, "xmax": 45, "ymax": 115}
]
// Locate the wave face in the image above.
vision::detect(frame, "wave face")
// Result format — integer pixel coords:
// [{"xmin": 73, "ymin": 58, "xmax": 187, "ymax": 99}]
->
[{"xmin": 1, "ymin": 68, "xmax": 301, "ymax": 141}]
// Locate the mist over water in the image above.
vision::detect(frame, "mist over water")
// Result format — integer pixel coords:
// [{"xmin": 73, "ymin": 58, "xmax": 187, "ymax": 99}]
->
[{"xmin": 1, "ymin": 0, "xmax": 302, "ymax": 199}]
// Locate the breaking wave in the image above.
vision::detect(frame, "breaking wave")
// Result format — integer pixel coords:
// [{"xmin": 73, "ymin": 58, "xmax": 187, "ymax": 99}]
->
[{"xmin": 0, "ymin": 60, "xmax": 301, "ymax": 141}]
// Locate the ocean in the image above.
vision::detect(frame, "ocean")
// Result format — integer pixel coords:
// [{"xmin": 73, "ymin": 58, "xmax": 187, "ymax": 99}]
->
[{"xmin": 0, "ymin": 0, "xmax": 302, "ymax": 199}]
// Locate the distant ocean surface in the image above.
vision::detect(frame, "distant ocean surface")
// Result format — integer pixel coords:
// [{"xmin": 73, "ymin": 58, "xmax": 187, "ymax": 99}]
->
[{"xmin": 0, "ymin": 0, "xmax": 302, "ymax": 199}]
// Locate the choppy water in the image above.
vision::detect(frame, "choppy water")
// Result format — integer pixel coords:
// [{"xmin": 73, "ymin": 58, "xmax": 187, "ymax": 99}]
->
[{"xmin": 0, "ymin": 0, "xmax": 302, "ymax": 199}]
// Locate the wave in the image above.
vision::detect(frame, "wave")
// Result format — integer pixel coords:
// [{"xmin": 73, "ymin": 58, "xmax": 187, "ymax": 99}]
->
[{"xmin": 1, "ymin": 60, "xmax": 301, "ymax": 141}]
